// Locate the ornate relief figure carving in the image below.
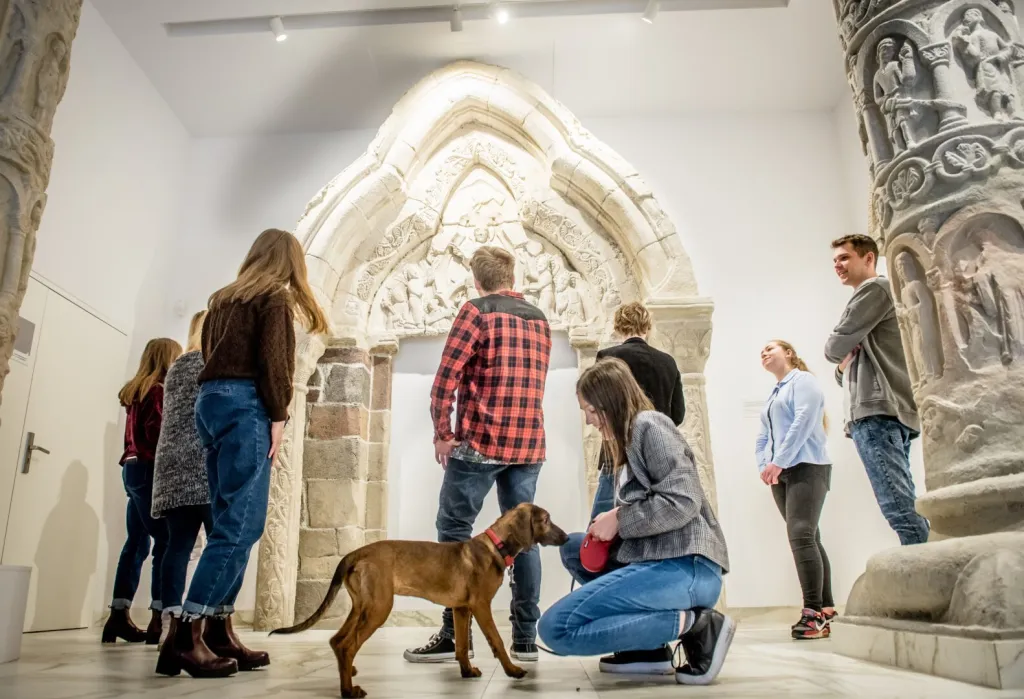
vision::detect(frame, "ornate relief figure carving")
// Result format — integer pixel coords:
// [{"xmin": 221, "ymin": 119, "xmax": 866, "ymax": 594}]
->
[
  {"xmin": 952, "ymin": 9, "xmax": 1018, "ymax": 121},
  {"xmin": 874, "ymin": 38, "xmax": 923, "ymax": 153},
  {"xmin": 894, "ymin": 251, "xmax": 943, "ymax": 386}
]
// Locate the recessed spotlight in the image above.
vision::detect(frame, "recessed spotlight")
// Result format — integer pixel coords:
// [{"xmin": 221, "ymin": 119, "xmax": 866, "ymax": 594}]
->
[
  {"xmin": 451, "ymin": 6, "xmax": 463, "ymax": 32},
  {"xmin": 642, "ymin": 0, "xmax": 659, "ymax": 24},
  {"xmin": 491, "ymin": 2, "xmax": 510, "ymax": 24},
  {"xmin": 270, "ymin": 16, "xmax": 287, "ymax": 42}
]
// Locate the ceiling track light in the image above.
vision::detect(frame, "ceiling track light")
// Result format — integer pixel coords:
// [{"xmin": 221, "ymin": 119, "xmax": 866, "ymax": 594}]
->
[
  {"xmin": 490, "ymin": 2, "xmax": 510, "ymax": 25},
  {"xmin": 450, "ymin": 5, "xmax": 463, "ymax": 32},
  {"xmin": 270, "ymin": 15, "xmax": 287, "ymax": 41},
  {"xmin": 642, "ymin": 0, "xmax": 659, "ymax": 24}
]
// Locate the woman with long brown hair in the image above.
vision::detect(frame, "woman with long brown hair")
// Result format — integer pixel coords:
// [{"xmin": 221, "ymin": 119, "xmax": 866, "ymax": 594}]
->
[
  {"xmin": 157, "ymin": 229, "xmax": 329, "ymax": 679},
  {"xmin": 757, "ymin": 340, "xmax": 834, "ymax": 640},
  {"xmin": 538, "ymin": 358, "xmax": 734, "ymax": 687},
  {"xmin": 151, "ymin": 310, "xmax": 211, "ymax": 646},
  {"xmin": 103, "ymin": 337, "xmax": 182, "ymax": 645}
]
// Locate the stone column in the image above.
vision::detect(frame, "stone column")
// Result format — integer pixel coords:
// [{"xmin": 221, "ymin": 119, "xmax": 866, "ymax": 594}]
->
[
  {"xmin": 253, "ymin": 331, "xmax": 324, "ymax": 631},
  {"xmin": 0, "ymin": 0, "xmax": 82, "ymax": 416},
  {"xmin": 833, "ymin": 0, "xmax": 1024, "ymax": 688},
  {"xmin": 569, "ymin": 329, "xmax": 601, "ymax": 505},
  {"xmin": 366, "ymin": 336, "xmax": 397, "ymax": 544}
]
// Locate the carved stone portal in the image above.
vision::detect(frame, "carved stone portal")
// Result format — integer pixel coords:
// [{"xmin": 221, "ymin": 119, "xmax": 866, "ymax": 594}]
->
[
  {"xmin": 252, "ymin": 62, "xmax": 715, "ymax": 631},
  {"xmin": 834, "ymin": 0, "xmax": 1024, "ymax": 688},
  {"xmin": 0, "ymin": 0, "xmax": 82, "ymax": 422}
]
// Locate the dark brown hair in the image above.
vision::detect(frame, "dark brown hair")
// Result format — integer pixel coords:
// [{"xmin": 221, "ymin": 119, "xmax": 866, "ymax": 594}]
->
[
  {"xmin": 577, "ymin": 358, "xmax": 655, "ymax": 472},
  {"xmin": 830, "ymin": 234, "xmax": 878, "ymax": 263},
  {"xmin": 119, "ymin": 338, "xmax": 182, "ymax": 406}
]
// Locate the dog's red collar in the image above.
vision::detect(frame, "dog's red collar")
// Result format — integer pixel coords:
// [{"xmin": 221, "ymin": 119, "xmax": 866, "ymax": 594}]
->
[{"xmin": 484, "ymin": 528, "xmax": 515, "ymax": 568}]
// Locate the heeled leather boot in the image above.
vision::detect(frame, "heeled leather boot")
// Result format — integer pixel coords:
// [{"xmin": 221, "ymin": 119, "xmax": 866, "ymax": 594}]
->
[
  {"xmin": 101, "ymin": 608, "xmax": 147, "ymax": 644},
  {"xmin": 203, "ymin": 615, "xmax": 270, "ymax": 671},
  {"xmin": 146, "ymin": 609, "xmax": 163, "ymax": 645},
  {"xmin": 155, "ymin": 616, "xmax": 238, "ymax": 678}
]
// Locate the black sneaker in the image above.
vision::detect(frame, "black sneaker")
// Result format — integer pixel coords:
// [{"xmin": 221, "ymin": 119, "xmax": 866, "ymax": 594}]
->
[
  {"xmin": 402, "ymin": 632, "xmax": 474, "ymax": 663},
  {"xmin": 511, "ymin": 642, "xmax": 538, "ymax": 662},
  {"xmin": 674, "ymin": 608, "xmax": 736, "ymax": 686},
  {"xmin": 598, "ymin": 646, "xmax": 673, "ymax": 675},
  {"xmin": 791, "ymin": 608, "xmax": 828, "ymax": 640}
]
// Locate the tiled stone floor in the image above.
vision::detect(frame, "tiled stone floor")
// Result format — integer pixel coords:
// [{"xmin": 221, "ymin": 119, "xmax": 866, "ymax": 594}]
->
[{"xmin": 4, "ymin": 623, "xmax": 1023, "ymax": 698}]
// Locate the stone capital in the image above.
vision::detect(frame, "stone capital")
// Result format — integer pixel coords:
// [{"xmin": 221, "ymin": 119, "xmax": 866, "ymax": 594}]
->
[
  {"xmin": 919, "ymin": 42, "xmax": 951, "ymax": 68},
  {"xmin": 644, "ymin": 297, "xmax": 714, "ymax": 374},
  {"xmin": 369, "ymin": 333, "xmax": 399, "ymax": 357}
]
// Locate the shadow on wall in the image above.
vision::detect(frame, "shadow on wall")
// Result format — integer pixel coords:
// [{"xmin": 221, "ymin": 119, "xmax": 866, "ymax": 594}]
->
[
  {"xmin": 102, "ymin": 420, "xmax": 123, "ymax": 623},
  {"xmin": 31, "ymin": 460, "xmax": 98, "ymax": 631}
]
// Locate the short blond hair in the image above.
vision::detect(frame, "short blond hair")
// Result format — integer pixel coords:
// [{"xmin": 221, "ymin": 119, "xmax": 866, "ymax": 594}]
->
[
  {"xmin": 613, "ymin": 302, "xmax": 652, "ymax": 338},
  {"xmin": 469, "ymin": 246, "xmax": 515, "ymax": 293}
]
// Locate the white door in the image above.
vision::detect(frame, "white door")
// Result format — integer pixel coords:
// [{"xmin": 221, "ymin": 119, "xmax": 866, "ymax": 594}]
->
[
  {"xmin": 1, "ymin": 279, "xmax": 128, "ymax": 632},
  {"xmin": 0, "ymin": 278, "xmax": 47, "ymax": 552}
]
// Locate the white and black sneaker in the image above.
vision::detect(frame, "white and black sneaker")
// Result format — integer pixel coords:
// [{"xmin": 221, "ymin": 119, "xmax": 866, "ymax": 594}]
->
[
  {"xmin": 598, "ymin": 646, "xmax": 673, "ymax": 675},
  {"xmin": 675, "ymin": 608, "xmax": 736, "ymax": 686},
  {"xmin": 511, "ymin": 642, "xmax": 538, "ymax": 662},
  {"xmin": 403, "ymin": 632, "xmax": 474, "ymax": 663}
]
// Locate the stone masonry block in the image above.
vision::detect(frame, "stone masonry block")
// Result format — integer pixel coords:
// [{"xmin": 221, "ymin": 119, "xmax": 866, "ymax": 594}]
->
[
  {"xmin": 337, "ymin": 526, "xmax": 366, "ymax": 555},
  {"xmin": 371, "ymin": 356, "xmax": 393, "ymax": 410},
  {"xmin": 304, "ymin": 438, "xmax": 367, "ymax": 480},
  {"xmin": 308, "ymin": 366, "xmax": 325, "ymax": 389},
  {"xmin": 295, "ymin": 580, "xmax": 349, "ymax": 623},
  {"xmin": 307, "ymin": 479, "xmax": 366, "ymax": 529},
  {"xmin": 299, "ymin": 554, "xmax": 342, "ymax": 581},
  {"xmin": 299, "ymin": 528, "xmax": 339, "ymax": 559},
  {"xmin": 364, "ymin": 530, "xmax": 386, "ymax": 544},
  {"xmin": 325, "ymin": 364, "xmax": 371, "ymax": 405},
  {"xmin": 368, "ymin": 442, "xmax": 389, "ymax": 482},
  {"xmin": 369, "ymin": 410, "xmax": 391, "ymax": 444},
  {"xmin": 366, "ymin": 481, "xmax": 388, "ymax": 530},
  {"xmin": 321, "ymin": 346, "xmax": 370, "ymax": 367},
  {"xmin": 307, "ymin": 404, "xmax": 368, "ymax": 440}
]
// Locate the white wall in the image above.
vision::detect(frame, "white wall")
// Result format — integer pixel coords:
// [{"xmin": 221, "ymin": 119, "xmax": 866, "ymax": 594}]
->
[
  {"xmin": 29, "ymin": 1, "xmax": 190, "ymax": 623},
  {"xmin": 162, "ymin": 111, "xmax": 926, "ymax": 614},
  {"xmin": 832, "ymin": 99, "xmax": 872, "ymax": 237}
]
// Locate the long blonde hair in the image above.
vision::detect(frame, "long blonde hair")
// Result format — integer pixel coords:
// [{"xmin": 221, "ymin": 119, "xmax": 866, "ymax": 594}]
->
[
  {"xmin": 577, "ymin": 358, "xmax": 655, "ymax": 472},
  {"xmin": 770, "ymin": 339, "xmax": 829, "ymax": 433},
  {"xmin": 186, "ymin": 310, "xmax": 207, "ymax": 352},
  {"xmin": 119, "ymin": 338, "xmax": 182, "ymax": 406},
  {"xmin": 209, "ymin": 228, "xmax": 330, "ymax": 335}
]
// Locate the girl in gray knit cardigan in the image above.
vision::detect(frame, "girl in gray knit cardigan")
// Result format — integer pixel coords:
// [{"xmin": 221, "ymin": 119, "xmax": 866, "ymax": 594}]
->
[{"xmin": 152, "ymin": 311, "xmax": 211, "ymax": 629}]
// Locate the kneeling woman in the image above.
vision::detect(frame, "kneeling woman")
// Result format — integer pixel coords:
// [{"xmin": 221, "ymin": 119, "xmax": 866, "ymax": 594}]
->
[{"xmin": 538, "ymin": 358, "xmax": 734, "ymax": 686}]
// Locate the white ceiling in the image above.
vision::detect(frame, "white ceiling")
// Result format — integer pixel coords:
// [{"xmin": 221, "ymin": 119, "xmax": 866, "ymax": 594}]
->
[{"xmin": 90, "ymin": 0, "xmax": 848, "ymax": 137}]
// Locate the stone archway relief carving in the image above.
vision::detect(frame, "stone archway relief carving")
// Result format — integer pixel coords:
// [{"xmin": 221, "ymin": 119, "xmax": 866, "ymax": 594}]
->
[{"xmin": 252, "ymin": 61, "xmax": 715, "ymax": 631}]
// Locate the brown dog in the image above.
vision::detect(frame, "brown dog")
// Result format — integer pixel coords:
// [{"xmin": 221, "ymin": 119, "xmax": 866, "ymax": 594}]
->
[{"xmin": 271, "ymin": 502, "xmax": 568, "ymax": 697}]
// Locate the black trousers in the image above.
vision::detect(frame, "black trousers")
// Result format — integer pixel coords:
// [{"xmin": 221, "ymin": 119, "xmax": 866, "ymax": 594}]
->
[
  {"xmin": 160, "ymin": 504, "xmax": 213, "ymax": 613},
  {"xmin": 771, "ymin": 463, "xmax": 834, "ymax": 612}
]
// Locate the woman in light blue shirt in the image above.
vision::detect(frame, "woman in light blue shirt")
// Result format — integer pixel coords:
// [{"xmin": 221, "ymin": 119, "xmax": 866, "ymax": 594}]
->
[{"xmin": 757, "ymin": 340, "xmax": 834, "ymax": 641}]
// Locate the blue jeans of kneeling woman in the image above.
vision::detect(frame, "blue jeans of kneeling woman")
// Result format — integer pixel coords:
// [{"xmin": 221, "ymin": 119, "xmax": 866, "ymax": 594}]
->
[{"xmin": 539, "ymin": 550, "xmax": 723, "ymax": 657}]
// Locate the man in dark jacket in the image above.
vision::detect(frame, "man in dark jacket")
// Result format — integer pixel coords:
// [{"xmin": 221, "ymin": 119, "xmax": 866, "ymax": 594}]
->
[{"xmin": 565, "ymin": 301, "xmax": 685, "ymax": 675}]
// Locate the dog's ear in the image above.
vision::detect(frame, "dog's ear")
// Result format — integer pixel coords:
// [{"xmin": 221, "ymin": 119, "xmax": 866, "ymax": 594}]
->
[{"xmin": 504, "ymin": 505, "xmax": 534, "ymax": 554}]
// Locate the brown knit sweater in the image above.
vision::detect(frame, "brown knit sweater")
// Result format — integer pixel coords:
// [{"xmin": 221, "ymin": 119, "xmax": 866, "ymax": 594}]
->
[{"xmin": 199, "ymin": 289, "xmax": 296, "ymax": 422}]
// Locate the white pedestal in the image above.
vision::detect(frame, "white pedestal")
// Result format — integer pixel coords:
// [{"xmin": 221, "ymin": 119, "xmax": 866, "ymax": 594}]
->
[
  {"xmin": 0, "ymin": 565, "xmax": 31, "ymax": 664},
  {"xmin": 832, "ymin": 616, "xmax": 1024, "ymax": 690}
]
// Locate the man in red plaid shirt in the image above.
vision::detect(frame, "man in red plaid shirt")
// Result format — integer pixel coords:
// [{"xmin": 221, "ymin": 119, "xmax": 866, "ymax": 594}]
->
[{"xmin": 404, "ymin": 246, "xmax": 552, "ymax": 664}]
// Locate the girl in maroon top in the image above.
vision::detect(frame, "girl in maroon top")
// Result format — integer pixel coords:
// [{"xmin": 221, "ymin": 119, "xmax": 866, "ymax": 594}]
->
[{"xmin": 102, "ymin": 338, "xmax": 181, "ymax": 645}]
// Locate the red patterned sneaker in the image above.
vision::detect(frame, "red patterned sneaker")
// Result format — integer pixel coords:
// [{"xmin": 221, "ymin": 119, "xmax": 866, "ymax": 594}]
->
[{"xmin": 791, "ymin": 609, "xmax": 828, "ymax": 640}]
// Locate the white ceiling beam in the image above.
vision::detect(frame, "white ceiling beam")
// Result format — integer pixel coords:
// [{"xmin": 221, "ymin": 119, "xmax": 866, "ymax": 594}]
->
[{"xmin": 164, "ymin": 0, "xmax": 789, "ymax": 38}]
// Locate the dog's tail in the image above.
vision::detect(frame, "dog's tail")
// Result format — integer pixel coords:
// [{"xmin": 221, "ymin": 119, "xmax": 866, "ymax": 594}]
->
[{"xmin": 269, "ymin": 556, "xmax": 352, "ymax": 636}]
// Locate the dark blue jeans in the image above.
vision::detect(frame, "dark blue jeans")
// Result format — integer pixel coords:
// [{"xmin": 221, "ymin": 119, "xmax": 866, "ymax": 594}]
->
[
  {"xmin": 437, "ymin": 457, "xmax": 542, "ymax": 644},
  {"xmin": 183, "ymin": 380, "xmax": 272, "ymax": 618},
  {"xmin": 111, "ymin": 458, "xmax": 168, "ymax": 611},
  {"xmin": 849, "ymin": 415, "xmax": 930, "ymax": 546},
  {"xmin": 161, "ymin": 504, "xmax": 213, "ymax": 616}
]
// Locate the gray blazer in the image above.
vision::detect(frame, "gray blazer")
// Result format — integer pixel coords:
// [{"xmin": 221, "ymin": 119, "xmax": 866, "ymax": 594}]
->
[{"xmin": 615, "ymin": 411, "xmax": 730, "ymax": 573}]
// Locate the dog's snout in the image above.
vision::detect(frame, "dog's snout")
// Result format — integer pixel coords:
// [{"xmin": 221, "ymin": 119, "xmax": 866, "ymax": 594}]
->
[{"xmin": 543, "ymin": 522, "xmax": 569, "ymax": 547}]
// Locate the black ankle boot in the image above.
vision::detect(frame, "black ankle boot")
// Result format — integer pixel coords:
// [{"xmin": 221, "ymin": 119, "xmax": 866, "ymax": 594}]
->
[
  {"xmin": 146, "ymin": 609, "xmax": 163, "ymax": 645},
  {"xmin": 102, "ymin": 608, "xmax": 146, "ymax": 644}
]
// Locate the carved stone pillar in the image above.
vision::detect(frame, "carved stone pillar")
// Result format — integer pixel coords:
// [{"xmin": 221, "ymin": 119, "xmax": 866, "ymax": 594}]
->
[
  {"xmin": 0, "ymin": 0, "xmax": 82, "ymax": 417},
  {"xmin": 253, "ymin": 331, "xmax": 325, "ymax": 631},
  {"xmin": 570, "ymin": 329, "xmax": 601, "ymax": 505},
  {"xmin": 833, "ymin": 0, "xmax": 1024, "ymax": 688}
]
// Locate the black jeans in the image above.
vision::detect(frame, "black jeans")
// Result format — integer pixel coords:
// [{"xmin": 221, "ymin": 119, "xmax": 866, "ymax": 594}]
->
[
  {"xmin": 160, "ymin": 504, "xmax": 213, "ymax": 615},
  {"xmin": 111, "ymin": 459, "xmax": 169, "ymax": 610},
  {"xmin": 771, "ymin": 463, "xmax": 833, "ymax": 612}
]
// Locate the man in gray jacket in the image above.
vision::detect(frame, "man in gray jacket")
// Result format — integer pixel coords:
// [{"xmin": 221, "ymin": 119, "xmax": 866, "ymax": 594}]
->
[{"xmin": 825, "ymin": 234, "xmax": 929, "ymax": 545}]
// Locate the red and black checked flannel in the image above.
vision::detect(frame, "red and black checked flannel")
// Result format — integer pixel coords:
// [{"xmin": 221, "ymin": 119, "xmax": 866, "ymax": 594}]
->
[{"xmin": 430, "ymin": 290, "xmax": 552, "ymax": 464}]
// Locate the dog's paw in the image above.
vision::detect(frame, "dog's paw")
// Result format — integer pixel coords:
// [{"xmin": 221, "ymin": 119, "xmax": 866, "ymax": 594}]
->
[
  {"xmin": 342, "ymin": 685, "xmax": 367, "ymax": 698},
  {"xmin": 460, "ymin": 665, "xmax": 482, "ymax": 679},
  {"xmin": 504, "ymin": 664, "xmax": 528, "ymax": 679}
]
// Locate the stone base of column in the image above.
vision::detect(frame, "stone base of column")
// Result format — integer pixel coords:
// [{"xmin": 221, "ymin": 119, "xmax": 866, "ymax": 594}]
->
[{"xmin": 833, "ymin": 531, "xmax": 1024, "ymax": 689}]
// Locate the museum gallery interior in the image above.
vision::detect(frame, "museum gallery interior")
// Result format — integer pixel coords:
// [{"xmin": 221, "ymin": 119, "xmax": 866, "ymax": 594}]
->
[{"xmin": 0, "ymin": 0, "xmax": 1022, "ymax": 697}]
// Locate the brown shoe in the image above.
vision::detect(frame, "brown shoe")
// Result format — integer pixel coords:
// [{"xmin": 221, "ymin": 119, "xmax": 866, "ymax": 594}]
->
[
  {"xmin": 155, "ymin": 617, "xmax": 238, "ymax": 678},
  {"xmin": 203, "ymin": 615, "xmax": 270, "ymax": 671},
  {"xmin": 146, "ymin": 609, "xmax": 163, "ymax": 645},
  {"xmin": 101, "ymin": 608, "xmax": 147, "ymax": 644}
]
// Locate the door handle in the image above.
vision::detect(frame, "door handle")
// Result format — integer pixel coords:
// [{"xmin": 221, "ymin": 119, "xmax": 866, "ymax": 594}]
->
[{"xmin": 21, "ymin": 431, "xmax": 49, "ymax": 474}]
